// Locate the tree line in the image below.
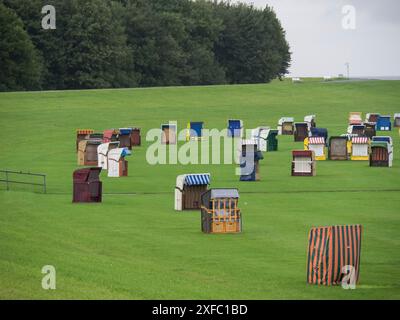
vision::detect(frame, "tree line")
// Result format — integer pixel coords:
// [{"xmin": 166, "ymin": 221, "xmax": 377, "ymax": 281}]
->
[{"xmin": 0, "ymin": 0, "xmax": 291, "ymax": 91}]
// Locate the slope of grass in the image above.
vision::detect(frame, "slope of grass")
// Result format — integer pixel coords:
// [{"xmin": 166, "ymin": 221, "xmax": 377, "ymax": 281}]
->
[{"xmin": 0, "ymin": 79, "xmax": 399, "ymax": 299}]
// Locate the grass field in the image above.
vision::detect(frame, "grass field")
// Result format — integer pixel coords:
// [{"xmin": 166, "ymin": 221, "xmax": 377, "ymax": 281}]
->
[{"xmin": 0, "ymin": 79, "xmax": 399, "ymax": 299}]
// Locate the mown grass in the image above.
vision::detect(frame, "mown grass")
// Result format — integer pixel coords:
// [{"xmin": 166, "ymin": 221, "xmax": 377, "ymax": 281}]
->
[{"xmin": 0, "ymin": 79, "xmax": 399, "ymax": 299}]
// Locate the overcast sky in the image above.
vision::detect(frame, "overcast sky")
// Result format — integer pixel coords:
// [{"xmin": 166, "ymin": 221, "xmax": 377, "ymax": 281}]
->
[{"xmin": 239, "ymin": 0, "xmax": 400, "ymax": 77}]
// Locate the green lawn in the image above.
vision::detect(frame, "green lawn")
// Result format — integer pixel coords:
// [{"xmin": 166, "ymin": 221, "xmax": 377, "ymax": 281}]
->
[{"xmin": 0, "ymin": 79, "xmax": 399, "ymax": 299}]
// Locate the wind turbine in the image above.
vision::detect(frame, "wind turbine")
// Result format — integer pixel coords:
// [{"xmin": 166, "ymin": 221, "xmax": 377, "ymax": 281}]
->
[{"xmin": 345, "ymin": 62, "xmax": 350, "ymax": 79}]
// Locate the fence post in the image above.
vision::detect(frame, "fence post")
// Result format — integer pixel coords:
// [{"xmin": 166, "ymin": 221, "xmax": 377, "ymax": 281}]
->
[{"xmin": 5, "ymin": 171, "xmax": 9, "ymax": 191}]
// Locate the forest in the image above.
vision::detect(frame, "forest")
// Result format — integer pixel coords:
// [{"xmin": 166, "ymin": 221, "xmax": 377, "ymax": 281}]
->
[{"xmin": 0, "ymin": 0, "xmax": 291, "ymax": 91}]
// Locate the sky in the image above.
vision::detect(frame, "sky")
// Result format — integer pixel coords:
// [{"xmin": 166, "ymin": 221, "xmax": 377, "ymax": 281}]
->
[{"xmin": 239, "ymin": 0, "xmax": 400, "ymax": 77}]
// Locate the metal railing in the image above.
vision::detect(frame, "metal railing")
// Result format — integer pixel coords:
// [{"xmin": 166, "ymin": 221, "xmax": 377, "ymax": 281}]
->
[{"xmin": 0, "ymin": 170, "xmax": 46, "ymax": 193}]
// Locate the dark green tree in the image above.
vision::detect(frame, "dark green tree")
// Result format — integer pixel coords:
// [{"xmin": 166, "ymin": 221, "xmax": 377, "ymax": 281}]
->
[
  {"xmin": 124, "ymin": 0, "xmax": 187, "ymax": 86},
  {"xmin": 214, "ymin": 2, "xmax": 290, "ymax": 84},
  {"xmin": 180, "ymin": 0, "xmax": 226, "ymax": 85},
  {"xmin": 4, "ymin": 0, "xmax": 137, "ymax": 89},
  {"xmin": 3, "ymin": 0, "xmax": 64, "ymax": 89},
  {"xmin": 2, "ymin": 0, "xmax": 290, "ymax": 90},
  {"xmin": 60, "ymin": 0, "xmax": 137, "ymax": 89},
  {"xmin": 0, "ymin": 2, "xmax": 42, "ymax": 91},
  {"xmin": 124, "ymin": 0, "xmax": 226, "ymax": 86}
]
